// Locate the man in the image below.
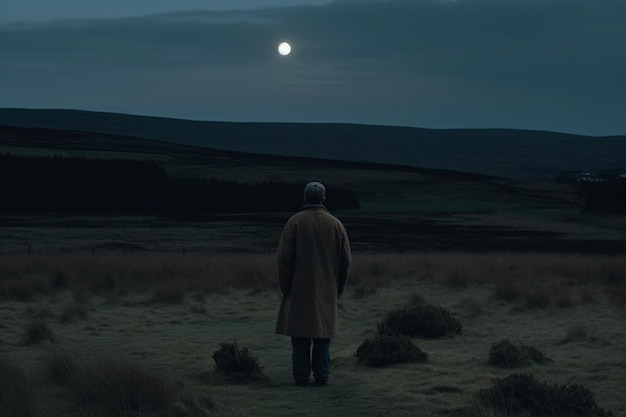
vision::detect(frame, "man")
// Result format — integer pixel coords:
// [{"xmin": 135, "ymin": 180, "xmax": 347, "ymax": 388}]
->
[{"xmin": 275, "ymin": 181, "xmax": 352, "ymax": 387}]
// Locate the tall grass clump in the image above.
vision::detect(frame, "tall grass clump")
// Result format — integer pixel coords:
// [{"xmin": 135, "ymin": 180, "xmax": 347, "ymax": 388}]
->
[
  {"xmin": 58, "ymin": 301, "xmax": 89, "ymax": 323},
  {"xmin": 557, "ymin": 324, "xmax": 591, "ymax": 345},
  {"xmin": 0, "ymin": 358, "xmax": 39, "ymax": 417},
  {"xmin": 46, "ymin": 350, "xmax": 178, "ymax": 415}
]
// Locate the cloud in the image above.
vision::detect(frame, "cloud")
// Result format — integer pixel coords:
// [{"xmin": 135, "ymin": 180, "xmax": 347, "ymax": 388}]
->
[{"xmin": 1, "ymin": 0, "xmax": 625, "ymax": 134}]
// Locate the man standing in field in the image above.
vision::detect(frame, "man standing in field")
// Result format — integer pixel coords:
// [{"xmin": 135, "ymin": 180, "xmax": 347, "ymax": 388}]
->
[{"xmin": 275, "ymin": 181, "xmax": 352, "ymax": 387}]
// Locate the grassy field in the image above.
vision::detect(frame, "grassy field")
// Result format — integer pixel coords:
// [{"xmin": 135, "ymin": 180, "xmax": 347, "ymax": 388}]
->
[
  {"xmin": 1, "ymin": 126, "xmax": 625, "ymax": 416},
  {"xmin": 1, "ymin": 252, "xmax": 625, "ymax": 416}
]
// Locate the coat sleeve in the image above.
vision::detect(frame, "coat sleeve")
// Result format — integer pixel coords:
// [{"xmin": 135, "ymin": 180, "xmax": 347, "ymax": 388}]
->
[
  {"xmin": 337, "ymin": 223, "xmax": 352, "ymax": 297},
  {"xmin": 276, "ymin": 221, "xmax": 296, "ymax": 295}
]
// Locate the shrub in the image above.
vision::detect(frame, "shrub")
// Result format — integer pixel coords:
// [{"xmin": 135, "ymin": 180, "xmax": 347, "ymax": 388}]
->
[
  {"xmin": 488, "ymin": 339, "xmax": 546, "ymax": 368},
  {"xmin": 0, "ymin": 359, "xmax": 39, "ymax": 417},
  {"xmin": 23, "ymin": 320, "xmax": 57, "ymax": 345},
  {"xmin": 212, "ymin": 341, "xmax": 266, "ymax": 382},
  {"xmin": 479, "ymin": 373, "xmax": 613, "ymax": 417},
  {"xmin": 377, "ymin": 304, "xmax": 462, "ymax": 339},
  {"xmin": 355, "ymin": 335, "xmax": 428, "ymax": 367}
]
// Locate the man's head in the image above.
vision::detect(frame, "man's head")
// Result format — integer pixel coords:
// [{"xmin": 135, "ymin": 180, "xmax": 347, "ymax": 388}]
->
[{"xmin": 304, "ymin": 181, "xmax": 326, "ymax": 204}]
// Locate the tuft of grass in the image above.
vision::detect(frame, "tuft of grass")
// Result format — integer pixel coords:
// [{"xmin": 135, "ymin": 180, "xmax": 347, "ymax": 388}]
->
[
  {"xmin": 608, "ymin": 284, "xmax": 626, "ymax": 306},
  {"xmin": 190, "ymin": 301, "xmax": 208, "ymax": 314},
  {"xmin": 25, "ymin": 305, "xmax": 55, "ymax": 320},
  {"xmin": 46, "ymin": 350, "xmax": 178, "ymax": 414},
  {"xmin": 493, "ymin": 279, "xmax": 523, "ymax": 303},
  {"xmin": 0, "ymin": 359, "xmax": 40, "ymax": 417},
  {"xmin": 479, "ymin": 373, "xmax": 614, "ymax": 417},
  {"xmin": 558, "ymin": 324, "xmax": 590, "ymax": 345},
  {"xmin": 150, "ymin": 282, "xmax": 186, "ymax": 304},
  {"xmin": 1, "ymin": 277, "xmax": 45, "ymax": 302},
  {"xmin": 351, "ymin": 285, "xmax": 378, "ymax": 299},
  {"xmin": 355, "ymin": 335, "xmax": 428, "ymax": 367},
  {"xmin": 23, "ymin": 319, "xmax": 57, "ymax": 345},
  {"xmin": 59, "ymin": 302, "xmax": 89, "ymax": 324},
  {"xmin": 456, "ymin": 296, "xmax": 485, "ymax": 318},
  {"xmin": 50, "ymin": 269, "xmax": 68, "ymax": 289},
  {"xmin": 377, "ymin": 304, "xmax": 462, "ymax": 339}
]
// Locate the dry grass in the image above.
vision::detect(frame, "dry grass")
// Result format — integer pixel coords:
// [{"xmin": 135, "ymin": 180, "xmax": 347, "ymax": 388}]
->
[
  {"xmin": 2, "ymin": 252, "xmax": 623, "ymax": 308},
  {"xmin": 0, "ymin": 253, "xmax": 277, "ymax": 298},
  {"xmin": 0, "ymin": 251, "xmax": 625, "ymax": 416},
  {"xmin": 352, "ymin": 252, "xmax": 626, "ymax": 309},
  {"xmin": 0, "ymin": 358, "xmax": 39, "ymax": 417},
  {"xmin": 46, "ymin": 350, "xmax": 180, "ymax": 415}
]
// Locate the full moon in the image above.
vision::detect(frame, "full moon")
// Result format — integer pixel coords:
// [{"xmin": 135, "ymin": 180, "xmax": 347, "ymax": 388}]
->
[{"xmin": 278, "ymin": 42, "xmax": 291, "ymax": 56}]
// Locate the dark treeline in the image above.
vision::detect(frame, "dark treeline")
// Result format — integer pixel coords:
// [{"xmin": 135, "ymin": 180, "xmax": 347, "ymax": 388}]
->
[
  {"xmin": 0, "ymin": 154, "xmax": 360, "ymax": 214},
  {"xmin": 582, "ymin": 179, "xmax": 626, "ymax": 213}
]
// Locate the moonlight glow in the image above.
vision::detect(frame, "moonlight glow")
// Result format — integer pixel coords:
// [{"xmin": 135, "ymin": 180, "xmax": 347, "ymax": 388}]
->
[{"xmin": 278, "ymin": 42, "xmax": 291, "ymax": 56}]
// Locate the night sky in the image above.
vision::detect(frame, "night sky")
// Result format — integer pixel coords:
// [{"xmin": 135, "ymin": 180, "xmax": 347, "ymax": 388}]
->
[{"xmin": 1, "ymin": 0, "xmax": 625, "ymax": 136}]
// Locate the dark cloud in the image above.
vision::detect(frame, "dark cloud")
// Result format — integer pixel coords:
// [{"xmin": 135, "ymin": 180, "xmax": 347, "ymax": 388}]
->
[{"xmin": 1, "ymin": 0, "xmax": 625, "ymax": 135}]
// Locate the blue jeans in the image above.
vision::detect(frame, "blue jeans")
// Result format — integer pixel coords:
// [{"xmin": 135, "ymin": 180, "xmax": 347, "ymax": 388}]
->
[{"xmin": 291, "ymin": 337, "xmax": 331, "ymax": 385}]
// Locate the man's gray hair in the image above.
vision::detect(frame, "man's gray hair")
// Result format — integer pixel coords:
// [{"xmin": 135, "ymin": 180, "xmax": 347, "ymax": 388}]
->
[{"xmin": 304, "ymin": 181, "xmax": 326, "ymax": 203}]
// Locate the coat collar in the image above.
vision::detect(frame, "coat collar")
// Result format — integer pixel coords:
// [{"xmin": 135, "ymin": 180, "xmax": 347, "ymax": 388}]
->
[{"xmin": 300, "ymin": 203, "xmax": 329, "ymax": 212}]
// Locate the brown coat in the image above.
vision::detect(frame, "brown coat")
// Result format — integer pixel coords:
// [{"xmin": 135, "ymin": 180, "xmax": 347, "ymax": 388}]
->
[{"xmin": 275, "ymin": 206, "xmax": 351, "ymax": 338}]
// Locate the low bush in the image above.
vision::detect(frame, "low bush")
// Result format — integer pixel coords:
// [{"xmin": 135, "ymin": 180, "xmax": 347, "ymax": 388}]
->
[
  {"xmin": 488, "ymin": 339, "xmax": 546, "ymax": 368},
  {"xmin": 212, "ymin": 341, "xmax": 266, "ymax": 382},
  {"xmin": 479, "ymin": 373, "xmax": 613, "ymax": 417},
  {"xmin": 355, "ymin": 335, "xmax": 428, "ymax": 367},
  {"xmin": 377, "ymin": 304, "xmax": 462, "ymax": 338}
]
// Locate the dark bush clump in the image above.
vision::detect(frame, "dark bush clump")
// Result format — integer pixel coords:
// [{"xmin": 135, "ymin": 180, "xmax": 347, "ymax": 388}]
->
[
  {"xmin": 479, "ymin": 373, "xmax": 613, "ymax": 417},
  {"xmin": 355, "ymin": 335, "xmax": 427, "ymax": 367},
  {"xmin": 377, "ymin": 304, "xmax": 462, "ymax": 338},
  {"xmin": 488, "ymin": 339, "xmax": 547, "ymax": 368},
  {"xmin": 212, "ymin": 342, "xmax": 266, "ymax": 382}
]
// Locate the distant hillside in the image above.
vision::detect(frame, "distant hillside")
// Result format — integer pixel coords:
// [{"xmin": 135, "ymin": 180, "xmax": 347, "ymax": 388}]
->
[{"xmin": 1, "ymin": 108, "xmax": 624, "ymax": 179}]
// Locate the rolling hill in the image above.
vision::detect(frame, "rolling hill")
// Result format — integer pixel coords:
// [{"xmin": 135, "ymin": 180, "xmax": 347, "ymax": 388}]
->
[{"xmin": 1, "ymin": 108, "xmax": 624, "ymax": 179}]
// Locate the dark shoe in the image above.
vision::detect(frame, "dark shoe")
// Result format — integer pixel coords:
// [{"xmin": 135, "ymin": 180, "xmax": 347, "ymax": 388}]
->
[
  {"xmin": 295, "ymin": 379, "xmax": 309, "ymax": 387},
  {"xmin": 314, "ymin": 380, "xmax": 328, "ymax": 387}
]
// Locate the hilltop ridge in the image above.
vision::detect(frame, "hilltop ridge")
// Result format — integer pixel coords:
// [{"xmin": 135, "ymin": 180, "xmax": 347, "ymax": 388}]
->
[{"xmin": 0, "ymin": 108, "xmax": 625, "ymax": 179}]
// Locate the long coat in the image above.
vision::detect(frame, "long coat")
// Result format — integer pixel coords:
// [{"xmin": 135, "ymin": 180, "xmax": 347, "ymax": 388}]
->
[{"xmin": 275, "ymin": 206, "xmax": 351, "ymax": 339}]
